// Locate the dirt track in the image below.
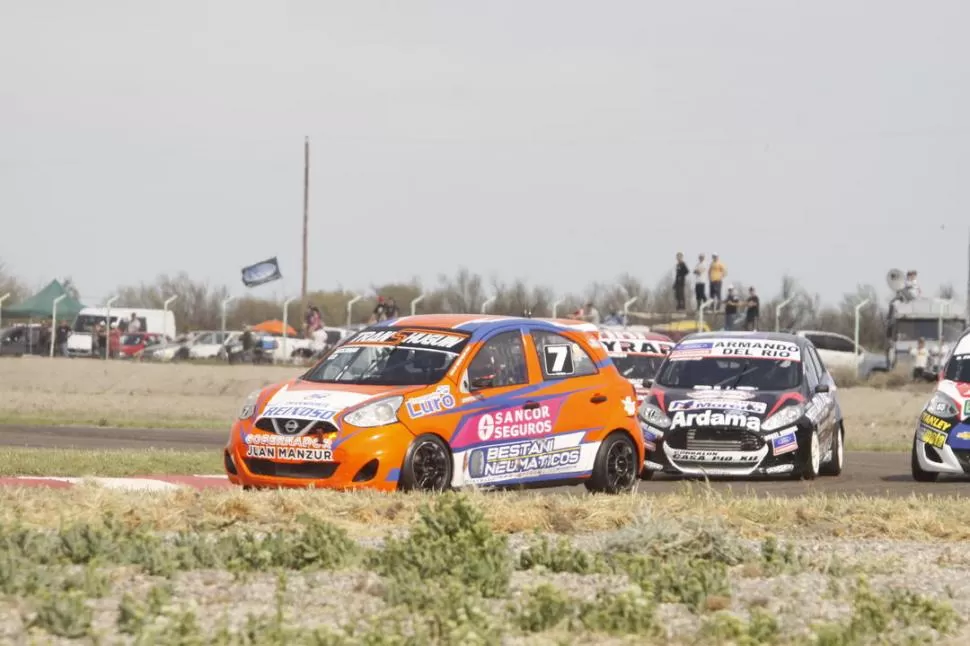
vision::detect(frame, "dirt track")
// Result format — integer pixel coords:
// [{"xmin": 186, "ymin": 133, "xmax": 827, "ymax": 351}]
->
[{"xmin": 3, "ymin": 424, "xmax": 968, "ymax": 496}]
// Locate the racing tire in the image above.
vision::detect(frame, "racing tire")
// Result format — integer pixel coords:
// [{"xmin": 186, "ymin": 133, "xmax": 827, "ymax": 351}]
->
[
  {"xmin": 791, "ymin": 428, "xmax": 821, "ymax": 481},
  {"xmin": 819, "ymin": 422, "xmax": 845, "ymax": 476},
  {"xmin": 911, "ymin": 433, "xmax": 939, "ymax": 483},
  {"xmin": 398, "ymin": 434, "xmax": 453, "ymax": 493},
  {"xmin": 585, "ymin": 432, "xmax": 639, "ymax": 494}
]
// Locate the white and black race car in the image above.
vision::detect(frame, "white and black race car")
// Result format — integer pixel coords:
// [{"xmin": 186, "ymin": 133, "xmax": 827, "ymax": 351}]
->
[
  {"xmin": 911, "ymin": 330, "xmax": 970, "ymax": 481},
  {"xmin": 637, "ymin": 331, "xmax": 845, "ymax": 480}
]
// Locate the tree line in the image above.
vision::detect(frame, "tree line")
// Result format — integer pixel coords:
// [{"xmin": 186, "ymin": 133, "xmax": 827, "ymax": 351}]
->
[{"xmin": 1, "ymin": 259, "xmax": 955, "ymax": 351}]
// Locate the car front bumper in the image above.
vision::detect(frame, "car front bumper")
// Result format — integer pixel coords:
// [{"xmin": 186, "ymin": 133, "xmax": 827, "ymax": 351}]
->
[{"xmin": 225, "ymin": 419, "xmax": 415, "ymax": 491}]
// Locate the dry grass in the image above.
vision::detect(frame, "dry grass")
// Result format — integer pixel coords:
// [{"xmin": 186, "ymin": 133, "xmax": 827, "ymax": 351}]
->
[
  {"xmin": 0, "ymin": 357, "xmax": 935, "ymax": 450},
  {"xmin": 4, "ymin": 484, "xmax": 970, "ymax": 542}
]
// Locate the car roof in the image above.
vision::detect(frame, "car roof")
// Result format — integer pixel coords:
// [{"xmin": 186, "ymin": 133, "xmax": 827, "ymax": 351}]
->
[
  {"xmin": 680, "ymin": 330, "xmax": 809, "ymax": 347},
  {"xmin": 953, "ymin": 333, "xmax": 970, "ymax": 356},
  {"xmin": 366, "ymin": 314, "xmax": 600, "ymax": 339},
  {"xmin": 598, "ymin": 327, "xmax": 674, "ymax": 342}
]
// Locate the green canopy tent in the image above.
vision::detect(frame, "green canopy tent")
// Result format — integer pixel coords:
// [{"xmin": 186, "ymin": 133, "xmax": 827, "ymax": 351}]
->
[{"xmin": 2, "ymin": 280, "xmax": 86, "ymax": 324}]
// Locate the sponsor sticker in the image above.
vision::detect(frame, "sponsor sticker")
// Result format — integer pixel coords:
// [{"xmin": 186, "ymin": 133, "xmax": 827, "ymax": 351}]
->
[
  {"xmin": 770, "ymin": 431, "xmax": 798, "ymax": 456},
  {"xmin": 622, "ymin": 396, "xmax": 637, "ymax": 416},
  {"xmin": 765, "ymin": 464, "xmax": 794, "ymax": 474},
  {"xmin": 920, "ymin": 412, "xmax": 952, "ymax": 432},
  {"xmin": 467, "ymin": 438, "xmax": 582, "ymax": 479},
  {"xmin": 921, "ymin": 428, "xmax": 947, "ymax": 449},
  {"xmin": 670, "ymin": 340, "xmax": 801, "ymax": 362},
  {"xmin": 669, "ymin": 399, "xmax": 768, "ymax": 414},
  {"xmin": 957, "ymin": 431, "xmax": 970, "ymax": 441},
  {"xmin": 347, "ymin": 329, "xmax": 468, "ymax": 350},
  {"xmin": 601, "ymin": 340, "xmax": 673, "ymax": 357},
  {"xmin": 245, "ymin": 444, "xmax": 334, "ymax": 462},
  {"xmin": 964, "ymin": 400, "xmax": 970, "ymax": 418},
  {"xmin": 687, "ymin": 389, "xmax": 755, "ymax": 400},
  {"xmin": 406, "ymin": 386, "xmax": 456, "ymax": 419},
  {"xmin": 666, "ymin": 448, "xmax": 760, "ymax": 463},
  {"xmin": 450, "ymin": 396, "xmax": 567, "ymax": 450},
  {"xmin": 244, "ymin": 434, "xmax": 333, "ymax": 449},
  {"xmin": 670, "ymin": 409, "xmax": 762, "ymax": 432}
]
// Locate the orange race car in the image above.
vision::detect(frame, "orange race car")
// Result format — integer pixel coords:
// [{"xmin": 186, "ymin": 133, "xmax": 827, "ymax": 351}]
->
[{"xmin": 224, "ymin": 314, "xmax": 643, "ymax": 493}]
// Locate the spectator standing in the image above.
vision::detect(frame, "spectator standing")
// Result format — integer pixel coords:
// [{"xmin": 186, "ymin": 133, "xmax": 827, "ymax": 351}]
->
[
  {"xmin": 674, "ymin": 252, "xmax": 689, "ymax": 311},
  {"xmin": 127, "ymin": 313, "xmax": 141, "ymax": 334},
  {"xmin": 109, "ymin": 323, "xmax": 121, "ymax": 357},
  {"xmin": 240, "ymin": 325, "xmax": 254, "ymax": 363},
  {"xmin": 709, "ymin": 253, "xmax": 726, "ymax": 308},
  {"xmin": 370, "ymin": 297, "xmax": 388, "ymax": 323},
  {"xmin": 91, "ymin": 323, "xmax": 102, "ymax": 357},
  {"xmin": 385, "ymin": 298, "xmax": 400, "ymax": 319},
  {"xmin": 584, "ymin": 302, "xmax": 601, "ymax": 324},
  {"xmin": 693, "ymin": 253, "xmax": 707, "ymax": 310},
  {"xmin": 55, "ymin": 320, "xmax": 71, "ymax": 357},
  {"xmin": 744, "ymin": 287, "xmax": 760, "ymax": 331},
  {"xmin": 911, "ymin": 337, "xmax": 928, "ymax": 379},
  {"xmin": 602, "ymin": 310, "xmax": 622, "ymax": 325},
  {"xmin": 723, "ymin": 287, "xmax": 740, "ymax": 330}
]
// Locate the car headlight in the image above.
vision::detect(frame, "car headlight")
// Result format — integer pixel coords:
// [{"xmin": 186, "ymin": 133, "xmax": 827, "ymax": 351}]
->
[
  {"xmin": 238, "ymin": 390, "xmax": 261, "ymax": 420},
  {"xmin": 343, "ymin": 396, "xmax": 404, "ymax": 428},
  {"xmin": 926, "ymin": 392, "xmax": 959, "ymax": 418},
  {"xmin": 638, "ymin": 402, "xmax": 671, "ymax": 430},
  {"xmin": 761, "ymin": 404, "xmax": 805, "ymax": 432}
]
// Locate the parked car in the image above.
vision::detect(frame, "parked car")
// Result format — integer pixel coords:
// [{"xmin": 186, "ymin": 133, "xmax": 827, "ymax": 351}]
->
[
  {"xmin": 0, "ymin": 325, "xmax": 29, "ymax": 356},
  {"xmin": 117, "ymin": 332, "xmax": 168, "ymax": 359},
  {"xmin": 188, "ymin": 331, "xmax": 241, "ymax": 360},
  {"xmin": 793, "ymin": 330, "xmax": 883, "ymax": 379},
  {"xmin": 68, "ymin": 307, "xmax": 177, "ymax": 357},
  {"xmin": 225, "ymin": 314, "xmax": 643, "ymax": 492}
]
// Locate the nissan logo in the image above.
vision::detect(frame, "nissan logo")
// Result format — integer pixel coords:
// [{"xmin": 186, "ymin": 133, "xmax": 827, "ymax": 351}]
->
[{"xmin": 283, "ymin": 419, "xmax": 300, "ymax": 435}]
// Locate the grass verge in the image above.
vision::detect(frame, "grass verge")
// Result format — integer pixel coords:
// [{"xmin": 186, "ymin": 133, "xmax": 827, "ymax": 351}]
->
[
  {"xmin": 2, "ymin": 484, "xmax": 970, "ymax": 542},
  {"xmin": 0, "ymin": 494, "xmax": 963, "ymax": 644},
  {"xmin": 0, "ymin": 413, "xmax": 222, "ymax": 430},
  {"xmin": 0, "ymin": 448, "xmax": 223, "ymax": 477}
]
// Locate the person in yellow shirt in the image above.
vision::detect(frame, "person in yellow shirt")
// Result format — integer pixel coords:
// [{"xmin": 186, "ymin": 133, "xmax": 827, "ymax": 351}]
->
[{"xmin": 708, "ymin": 253, "xmax": 726, "ymax": 308}]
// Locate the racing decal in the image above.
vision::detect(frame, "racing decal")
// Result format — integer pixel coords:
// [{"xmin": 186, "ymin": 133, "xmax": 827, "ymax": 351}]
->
[
  {"xmin": 243, "ymin": 434, "xmax": 334, "ymax": 462},
  {"xmin": 622, "ymin": 396, "xmax": 637, "ymax": 416},
  {"xmin": 665, "ymin": 447, "xmax": 762, "ymax": 463},
  {"xmin": 601, "ymin": 340, "xmax": 673, "ymax": 356},
  {"xmin": 957, "ymin": 382, "xmax": 970, "ymax": 399},
  {"xmin": 347, "ymin": 329, "xmax": 469, "ymax": 351},
  {"xmin": 542, "ymin": 344, "xmax": 575, "ymax": 376},
  {"xmin": 259, "ymin": 386, "xmax": 375, "ymax": 423},
  {"xmin": 670, "ymin": 340, "xmax": 801, "ymax": 361},
  {"xmin": 921, "ymin": 428, "xmax": 947, "ymax": 449},
  {"xmin": 670, "ymin": 410, "xmax": 762, "ymax": 432},
  {"xmin": 957, "ymin": 431, "xmax": 970, "ymax": 441},
  {"xmin": 449, "ymin": 395, "xmax": 568, "ymax": 450},
  {"xmin": 454, "ymin": 431, "xmax": 597, "ymax": 486},
  {"xmin": 765, "ymin": 464, "xmax": 794, "ymax": 474},
  {"xmin": 405, "ymin": 386, "xmax": 456, "ymax": 419},
  {"xmin": 964, "ymin": 399, "xmax": 970, "ymax": 418},
  {"xmin": 920, "ymin": 412, "xmax": 952, "ymax": 432},
  {"xmin": 764, "ymin": 430, "xmax": 797, "ymax": 456},
  {"xmin": 687, "ymin": 389, "xmax": 755, "ymax": 401},
  {"xmin": 766, "ymin": 392, "xmax": 806, "ymax": 417},
  {"xmin": 669, "ymin": 399, "xmax": 768, "ymax": 414}
]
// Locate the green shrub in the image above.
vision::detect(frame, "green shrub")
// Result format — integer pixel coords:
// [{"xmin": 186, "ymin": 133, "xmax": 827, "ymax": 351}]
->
[
  {"xmin": 510, "ymin": 584, "xmax": 575, "ymax": 633},
  {"xmin": 518, "ymin": 535, "xmax": 605, "ymax": 574}
]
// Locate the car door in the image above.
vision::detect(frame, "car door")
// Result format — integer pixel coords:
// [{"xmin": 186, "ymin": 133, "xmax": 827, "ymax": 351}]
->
[
  {"xmin": 805, "ymin": 333, "xmax": 843, "ymax": 371},
  {"xmin": 826, "ymin": 334, "xmax": 862, "ymax": 370},
  {"xmin": 528, "ymin": 329, "xmax": 607, "ymax": 438},
  {"xmin": 803, "ymin": 345, "xmax": 837, "ymax": 447}
]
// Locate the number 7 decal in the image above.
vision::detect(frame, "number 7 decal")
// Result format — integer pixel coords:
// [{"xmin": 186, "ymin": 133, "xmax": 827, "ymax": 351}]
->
[{"xmin": 543, "ymin": 344, "xmax": 574, "ymax": 375}]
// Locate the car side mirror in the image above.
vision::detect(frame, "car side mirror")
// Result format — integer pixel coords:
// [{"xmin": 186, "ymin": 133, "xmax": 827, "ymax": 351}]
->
[
  {"xmin": 815, "ymin": 384, "xmax": 830, "ymax": 394},
  {"xmin": 470, "ymin": 375, "xmax": 495, "ymax": 390},
  {"xmin": 644, "ymin": 378, "xmax": 654, "ymax": 388}
]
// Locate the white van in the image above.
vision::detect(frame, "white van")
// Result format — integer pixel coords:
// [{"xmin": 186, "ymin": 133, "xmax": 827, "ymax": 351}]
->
[{"xmin": 67, "ymin": 307, "xmax": 177, "ymax": 357}]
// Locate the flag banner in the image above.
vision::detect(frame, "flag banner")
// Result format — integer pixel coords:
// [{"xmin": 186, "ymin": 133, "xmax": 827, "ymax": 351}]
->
[{"xmin": 241, "ymin": 257, "xmax": 282, "ymax": 288}]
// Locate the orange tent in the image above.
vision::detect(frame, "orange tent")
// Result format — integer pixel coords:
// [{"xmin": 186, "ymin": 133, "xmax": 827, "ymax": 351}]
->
[{"xmin": 253, "ymin": 320, "xmax": 298, "ymax": 336}]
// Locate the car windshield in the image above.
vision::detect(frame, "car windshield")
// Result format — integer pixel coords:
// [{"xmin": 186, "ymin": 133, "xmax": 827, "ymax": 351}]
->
[
  {"xmin": 896, "ymin": 319, "xmax": 965, "ymax": 343},
  {"xmin": 302, "ymin": 327, "xmax": 471, "ymax": 386},
  {"xmin": 944, "ymin": 354, "xmax": 970, "ymax": 382},
  {"xmin": 612, "ymin": 355, "xmax": 665, "ymax": 381},
  {"xmin": 656, "ymin": 356, "xmax": 801, "ymax": 390}
]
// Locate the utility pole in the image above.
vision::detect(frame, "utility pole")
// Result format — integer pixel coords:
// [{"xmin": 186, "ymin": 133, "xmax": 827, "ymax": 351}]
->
[{"xmin": 302, "ymin": 136, "xmax": 309, "ymax": 309}]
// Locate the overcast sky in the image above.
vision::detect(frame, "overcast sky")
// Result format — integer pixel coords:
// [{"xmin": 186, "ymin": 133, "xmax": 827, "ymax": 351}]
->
[{"xmin": 2, "ymin": 0, "xmax": 968, "ymax": 306}]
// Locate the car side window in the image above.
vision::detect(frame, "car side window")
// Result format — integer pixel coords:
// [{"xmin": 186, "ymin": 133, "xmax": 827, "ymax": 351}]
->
[
  {"xmin": 827, "ymin": 335, "xmax": 856, "ymax": 354},
  {"xmin": 804, "ymin": 347, "xmax": 824, "ymax": 387},
  {"xmin": 531, "ymin": 331, "xmax": 597, "ymax": 379},
  {"xmin": 466, "ymin": 331, "xmax": 529, "ymax": 391},
  {"xmin": 807, "ymin": 334, "xmax": 830, "ymax": 351}
]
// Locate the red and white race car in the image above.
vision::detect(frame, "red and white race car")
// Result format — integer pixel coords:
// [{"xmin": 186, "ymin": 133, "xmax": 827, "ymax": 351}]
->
[{"xmin": 596, "ymin": 326, "xmax": 675, "ymax": 405}]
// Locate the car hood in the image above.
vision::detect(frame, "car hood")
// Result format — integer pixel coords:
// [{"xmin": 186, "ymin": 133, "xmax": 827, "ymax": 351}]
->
[
  {"xmin": 645, "ymin": 386, "xmax": 807, "ymax": 428},
  {"xmin": 251, "ymin": 380, "xmax": 427, "ymax": 428}
]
